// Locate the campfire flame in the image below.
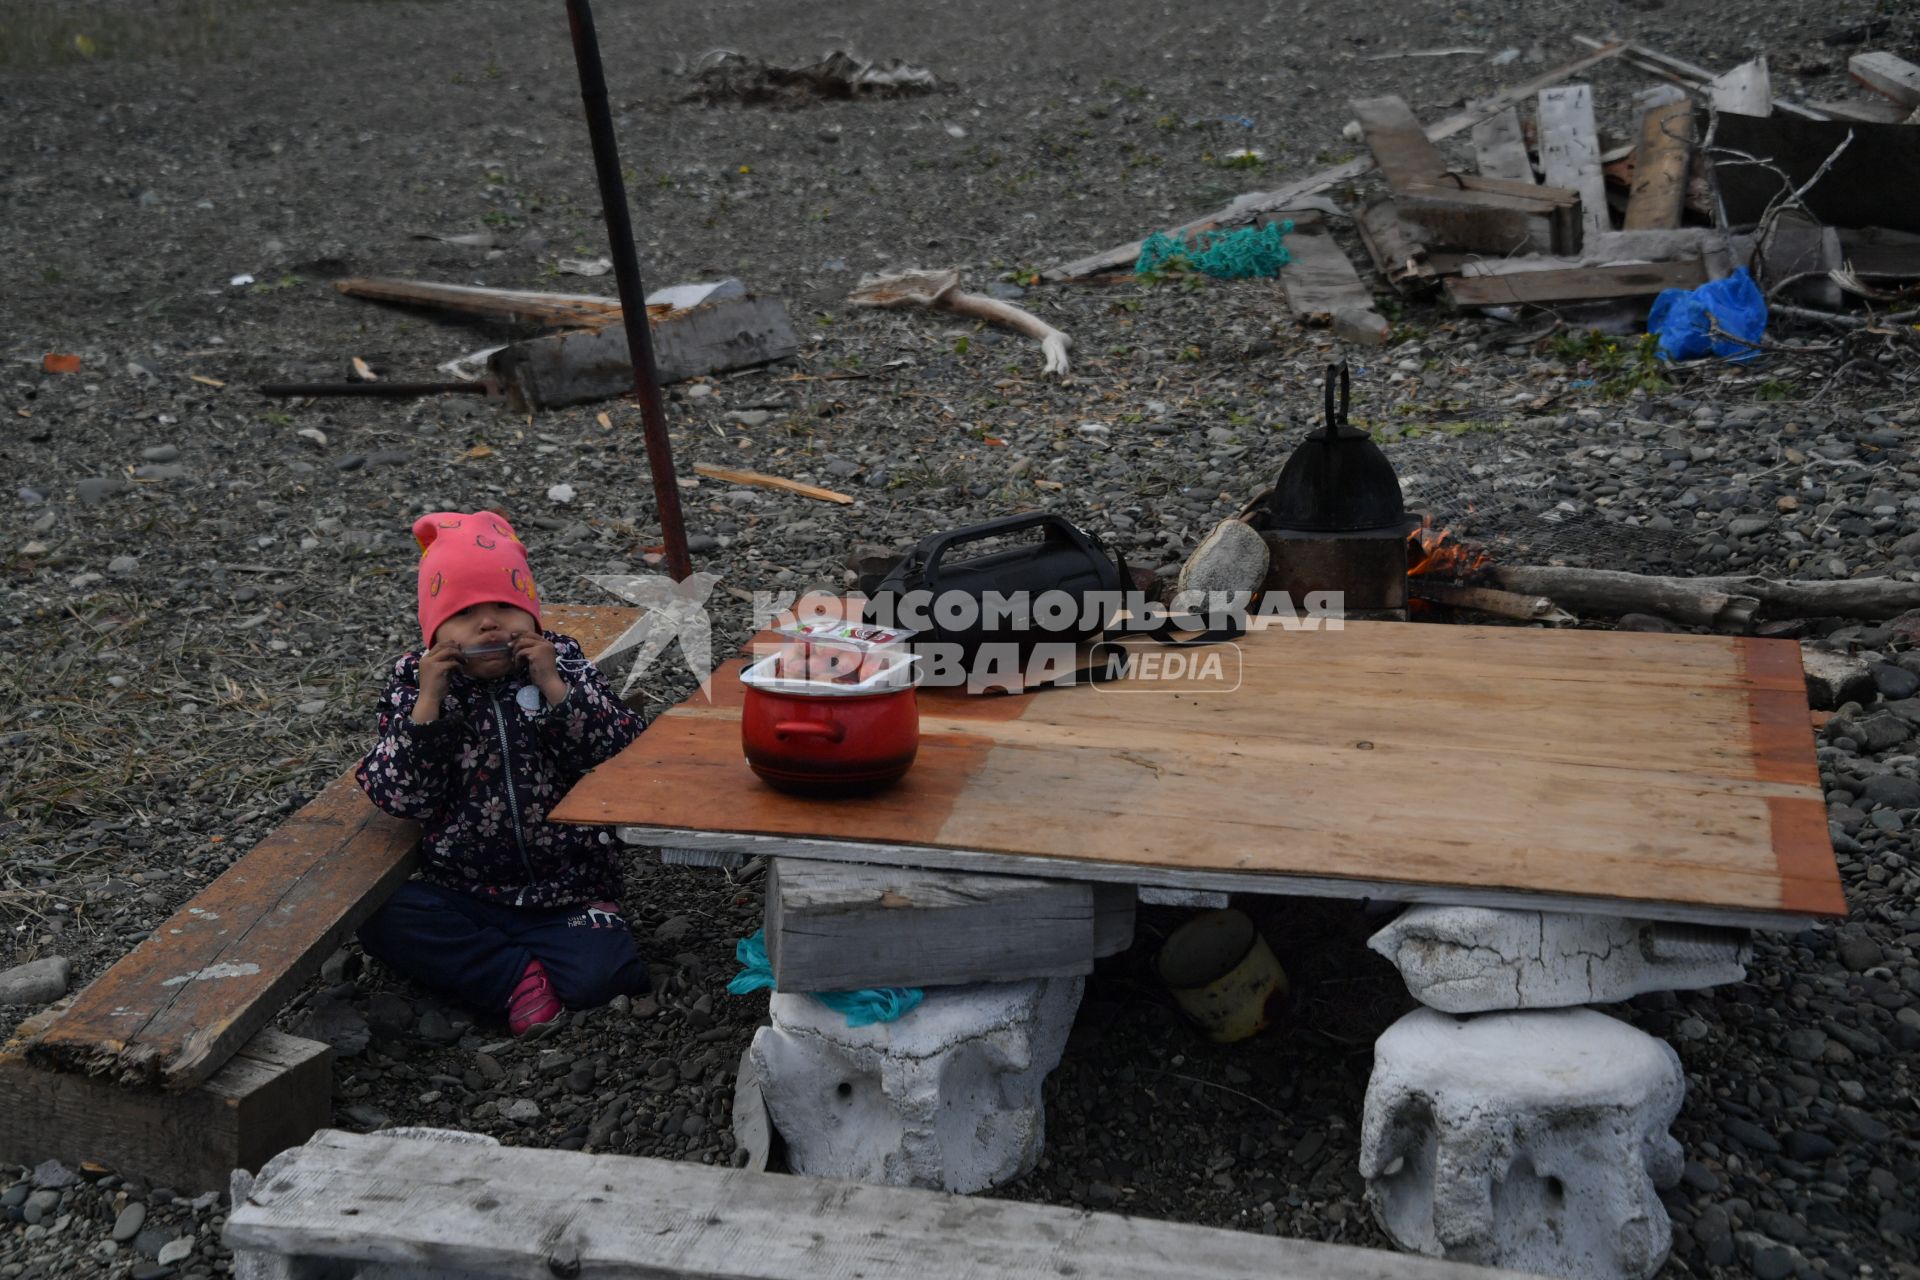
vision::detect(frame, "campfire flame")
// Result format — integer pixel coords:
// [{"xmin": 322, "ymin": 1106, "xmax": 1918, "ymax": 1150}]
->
[{"xmin": 1406, "ymin": 517, "xmax": 1491, "ymax": 579}]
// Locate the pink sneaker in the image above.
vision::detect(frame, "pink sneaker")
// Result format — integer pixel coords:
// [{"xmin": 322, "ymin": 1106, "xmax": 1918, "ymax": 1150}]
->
[{"xmin": 507, "ymin": 959, "xmax": 563, "ymax": 1036}]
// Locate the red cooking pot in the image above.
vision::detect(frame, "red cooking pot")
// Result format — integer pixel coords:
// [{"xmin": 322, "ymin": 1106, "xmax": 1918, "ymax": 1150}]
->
[{"xmin": 739, "ymin": 655, "xmax": 919, "ymax": 794}]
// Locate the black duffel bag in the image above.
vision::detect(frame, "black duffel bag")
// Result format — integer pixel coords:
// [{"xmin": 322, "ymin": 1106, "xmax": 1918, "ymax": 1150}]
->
[{"xmin": 863, "ymin": 513, "xmax": 1126, "ymax": 663}]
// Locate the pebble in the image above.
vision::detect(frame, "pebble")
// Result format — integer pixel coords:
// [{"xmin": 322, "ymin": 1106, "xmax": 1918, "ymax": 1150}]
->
[
  {"xmin": 140, "ymin": 445, "xmax": 180, "ymax": 463},
  {"xmin": 20, "ymin": 1190, "xmax": 59, "ymax": 1225},
  {"xmin": 685, "ymin": 383, "xmax": 715, "ymax": 399},
  {"xmin": 0, "ymin": 957, "xmax": 71, "ymax": 1006},
  {"xmin": 112, "ymin": 1202, "xmax": 147, "ymax": 1242},
  {"xmin": 724, "ymin": 410, "xmax": 772, "ymax": 427},
  {"xmin": 156, "ymin": 1238, "xmax": 194, "ymax": 1266},
  {"xmin": 504, "ymin": 1099, "xmax": 542, "ymax": 1123},
  {"xmin": 1838, "ymin": 937, "xmax": 1884, "ymax": 971},
  {"xmin": 75, "ymin": 476, "xmax": 130, "ymax": 504},
  {"xmin": 107, "ymin": 554, "xmax": 139, "ymax": 575},
  {"xmin": 547, "ymin": 483, "xmax": 577, "ymax": 504},
  {"xmin": 1783, "ymin": 1027, "xmax": 1827, "ymax": 1060}
]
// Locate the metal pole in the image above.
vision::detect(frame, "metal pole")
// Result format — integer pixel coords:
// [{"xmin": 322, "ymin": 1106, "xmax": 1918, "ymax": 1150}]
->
[{"xmin": 563, "ymin": 0, "xmax": 693, "ymax": 582}]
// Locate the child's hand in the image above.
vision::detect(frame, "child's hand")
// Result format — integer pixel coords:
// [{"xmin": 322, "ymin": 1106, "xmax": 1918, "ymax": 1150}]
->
[
  {"xmin": 514, "ymin": 632, "xmax": 569, "ymax": 707},
  {"xmin": 413, "ymin": 642, "xmax": 463, "ymax": 723}
]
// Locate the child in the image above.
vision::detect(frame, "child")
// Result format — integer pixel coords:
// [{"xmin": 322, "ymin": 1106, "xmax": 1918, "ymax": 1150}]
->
[{"xmin": 355, "ymin": 509, "xmax": 647, "ymax": 1036}]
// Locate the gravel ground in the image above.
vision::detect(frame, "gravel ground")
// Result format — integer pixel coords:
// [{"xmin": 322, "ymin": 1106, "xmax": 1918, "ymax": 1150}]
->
[{"xmin": 3, "ymin": 1, "xmax": 1919, "ymax": 1276}]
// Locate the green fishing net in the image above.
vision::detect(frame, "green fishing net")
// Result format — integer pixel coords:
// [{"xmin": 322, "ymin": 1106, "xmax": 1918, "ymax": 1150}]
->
[{"xmin": 1134, "ymin": 220, "xmax": 1293, "ymax": 279}]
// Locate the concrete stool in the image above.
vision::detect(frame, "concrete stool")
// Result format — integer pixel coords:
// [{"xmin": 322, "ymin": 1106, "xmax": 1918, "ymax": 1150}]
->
[
  {"xmin": 740, "ymin": 975, "xmax": 1081, "ymax": 1193},
  {"xmin": 1360, "ymin": 1007, "xmax": 1685, "ymax": 1280},
  {"xmin": 1369, "ymin": 906, "xmax": 1749, "ymax": 1013}
]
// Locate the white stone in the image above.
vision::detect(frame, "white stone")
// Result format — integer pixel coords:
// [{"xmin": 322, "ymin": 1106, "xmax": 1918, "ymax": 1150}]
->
[
  {"xmin": 0, "ymin": 956, "xmax": 70, "ymax": 1006},
  {"xmin": 1175, "ymin": 518, "xmax": 1269, "ymax": 602},
  {"xmin": 1360, "ymin": 1007, "xmax": 1685, "ymax": 1280},
  {"xmin": 1368, "ymin": 907, "xmax": 1749, "ymax": 1013},
  {"xmin": 741, "ymin": 976, "xmax": 1082, "ymax": 1193}
]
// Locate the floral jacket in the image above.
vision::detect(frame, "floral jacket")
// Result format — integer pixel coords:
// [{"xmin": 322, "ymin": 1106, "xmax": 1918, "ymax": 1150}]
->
[{"xmin": 355, "ymin": 632, "xmax": 644, "ymax": 909}]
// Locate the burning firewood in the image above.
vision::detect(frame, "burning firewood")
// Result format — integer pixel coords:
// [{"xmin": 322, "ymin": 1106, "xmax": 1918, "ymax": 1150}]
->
[
  {"xmin": 1408, "ymin": 581, "xmax": 1575, "ymax": 625},
  {"xmin": 848, "ymin": 269, "xmax": 1072, "ymax": 378}
]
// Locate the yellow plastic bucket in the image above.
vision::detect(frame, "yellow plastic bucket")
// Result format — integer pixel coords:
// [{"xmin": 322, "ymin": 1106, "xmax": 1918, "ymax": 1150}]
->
[{"xmin": 1155, "ymin": 908, "xmax": 1288, "ymax": 1043}]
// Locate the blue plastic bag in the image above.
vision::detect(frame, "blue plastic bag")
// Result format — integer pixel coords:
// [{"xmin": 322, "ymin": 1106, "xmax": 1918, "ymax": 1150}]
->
[
  {"xmin": 728, "ymin": 930, "xmax": 924, "ymax": 1028},
  {"xmin": 1647, "ymin": 266, "xmax": 1767, "ymax": 362}
]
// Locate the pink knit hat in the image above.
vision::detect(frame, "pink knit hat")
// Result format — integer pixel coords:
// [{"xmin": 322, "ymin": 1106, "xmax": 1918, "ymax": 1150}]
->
[{"xmin": 413, "ymin": 510, "xmax": 542, "ymax": 646}]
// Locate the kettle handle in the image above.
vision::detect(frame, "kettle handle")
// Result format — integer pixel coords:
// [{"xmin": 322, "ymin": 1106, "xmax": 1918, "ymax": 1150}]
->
[
  {"xmin": 774, "ymin": 719, "xmax": 846, "ymax": 744},
  {"xmin": 1323, "ymin": 361, "xmax": 1350, "ymax": 440}
]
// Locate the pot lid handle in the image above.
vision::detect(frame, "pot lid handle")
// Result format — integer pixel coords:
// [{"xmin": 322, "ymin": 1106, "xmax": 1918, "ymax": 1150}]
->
[{"xmin": 1323, "ymin": 361, "xmax": 1350, "ymax": 441}]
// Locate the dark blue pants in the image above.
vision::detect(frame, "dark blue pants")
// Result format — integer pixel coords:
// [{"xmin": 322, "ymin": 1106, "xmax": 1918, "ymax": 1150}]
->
[{"xmin": 358, "ymin": 881, "xmax": 649, "ymax": 1015}]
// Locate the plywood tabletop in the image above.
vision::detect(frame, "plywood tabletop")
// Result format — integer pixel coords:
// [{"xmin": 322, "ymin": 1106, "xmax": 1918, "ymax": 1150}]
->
[{"xmin": 552, "ymin": 621, "xmax": 1844, "ymax": 929}]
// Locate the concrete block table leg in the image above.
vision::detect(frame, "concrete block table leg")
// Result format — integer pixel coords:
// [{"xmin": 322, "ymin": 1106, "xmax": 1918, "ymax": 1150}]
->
[{"xmin": 739, "ymin": 976, "xmax": 1083, "ymax": 1193}]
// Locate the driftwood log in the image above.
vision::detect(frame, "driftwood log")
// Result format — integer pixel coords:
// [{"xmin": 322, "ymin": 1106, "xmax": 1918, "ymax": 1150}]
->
[
  {"xmin": 1489, "ymin": 566, "xmax": 1920, "ymax": 631},
  {"xmin": 1409, "ymin": 580, "xmax": 1576, "ymax": 625},
  {"xmin": 848, "ymin": 269, "xmax": 1072, "ymax": 377}
]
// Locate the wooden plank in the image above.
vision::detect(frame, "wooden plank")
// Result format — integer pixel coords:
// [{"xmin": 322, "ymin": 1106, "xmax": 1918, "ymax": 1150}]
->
[
  {"xmin": 557, "ymin": 620, "xmax": 1843, "ymax": 930},
  {"xmin": 1573, "ymin": 35, "xmax": 1829, "ymax": 120},
  {"xmin": 1709, "ymin": 56, "xmax": 1773, "ymax": 117},
  {"xmin": 1537, "ymin": 86, "xmax": 1611, "ymax": 240},
  {"xmin": 1624, "ymin": 98, "xmax": 1695, "ymax": 230},
  {"xmin": 228, "ymin": 1130, "xmax": 1548, "ymax": 1280},
  {"xmin": 1838, "ymin": 226, "xmax": 1920, "ymax": 278},
  {"xmin": 1043, "ymin": 41, "xmax": 1629, "ymax": 279},
  {"xmin": 1352, "ymin": 95, "xmax": 1453, "ymax": 187},
  {"xmin": 1850, "ymin": 52, "xmax": 1920, "ymax": 109},
  {"xmin": 1445, "ymin": 257, "xmax": 1707, "ymax": 306},
  {"xmin": 334, "ymin": 277, "xmax": 625, "ymax": 328},
  {"xmin": 490, "ymin": 295, "xmax": 800, "ymax": 411},
  {"xmin": 766, "ymin": 859, "xmax": 1117, "ymax": 990},
  {"xmin": 1712, "ymin": 112, "xmax": 1920, "ymax": 235},
  {"xmin": 28, "ymin": 775, "xmax": 418, "ymax": 1088},
  {"xmin": 1356, "ymin": 200, "xmax": 1437, "ymax": 289},
  {"xmin": 1471, "ymin": 103, "xmax": 1535, "ymax": 183},
  {"xmin": 1806, "ymin": 96, "xmax": 1914, "ymax": 124},
  {"xmin": 693, "ymin": 463, "xmax": 853, "ymax": 505},
  {"xmin": 26, "ymin": 603, "xmax": 639, "ymax": 1091},
  {"xmin": 1278, "ymin": 222, "xmax": 1389, "ymax": 345},
  {"xmin": 0, "ymin": 1028, "xmax": 330, "ymax": 1195},
  {"xmin": 1354, "ymin": 96, "xmax": 1582, "ymax": 254}
]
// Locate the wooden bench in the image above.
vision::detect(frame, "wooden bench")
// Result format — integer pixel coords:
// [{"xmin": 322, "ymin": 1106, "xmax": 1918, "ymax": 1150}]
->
[
  {"xmin": 226, "ymin": 1129, "xmax": 1545, "ymax": 1280},
  {"xmin": 0, "ymin": 605, "xmax": 640, "ymax": 1190}
]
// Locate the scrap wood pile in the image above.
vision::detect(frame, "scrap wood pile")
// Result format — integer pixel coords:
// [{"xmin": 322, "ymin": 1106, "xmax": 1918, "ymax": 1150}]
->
[{"xmin": 1047, "ymin": 38, "xmax": 1920, "ymax": 340}]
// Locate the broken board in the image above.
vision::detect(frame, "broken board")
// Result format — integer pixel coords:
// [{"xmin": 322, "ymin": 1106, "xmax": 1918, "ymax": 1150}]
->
[
  {"xmin": 556, "ymin": 620, "xmax": 1844, "ymax": 930},
  {"xmin": 1849, "ymin": 52, "xmax": 1920, "ymax": 110},
  {"xmin": 1470, "ymin": 102, "xmax": 1535, "ymax": 183},
  {"xmin": 1713, "ymin": 112, "xmax": 1920, "ymax": 234},
  {"xmin": 1445, "ymin": 257, "xmax": 1707, "ymax": 306},
  {"xmin": 1536, "ymin": 85, "xmax": 1610, "ymax": 240},
  {"xmin": 1275, "ymin": 217, "xmax": 1389, "ymax": 344},
  {"xmin": 489, "ymin": 294, "xmax": 801, "ymax": 410},
  {"xmin": 1353, "ymin": 95, "xmax": 1583, "ymax": 254},
  {"xmin": 1623, "ymin": 97, "xmax": 1695, "ymax": 230}
]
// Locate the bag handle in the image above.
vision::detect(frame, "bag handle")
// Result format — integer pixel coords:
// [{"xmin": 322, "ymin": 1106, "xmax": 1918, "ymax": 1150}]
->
[{"xmin": 912, "ymin": 512, "xmax": 1090, "ymax": 582}]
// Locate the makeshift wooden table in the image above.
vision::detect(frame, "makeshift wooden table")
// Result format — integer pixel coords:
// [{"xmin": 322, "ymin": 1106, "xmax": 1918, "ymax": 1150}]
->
[
  {"xmin": 554, "ymin": 620, "xmax": 1848, "ymax": 1260},
  {"xmin": 553, "ymin": 620, "xmax": 1844, "ymax": 930}
]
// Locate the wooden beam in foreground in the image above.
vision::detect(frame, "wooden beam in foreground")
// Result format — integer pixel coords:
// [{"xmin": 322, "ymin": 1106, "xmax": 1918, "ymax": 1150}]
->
[
  {"xmin": 227, "ymin": 1130, "xmax": 1546, "ymax": 1280},
  {"xmin": 0, "ymin": 1024, "xmax": 329, "ymax": 1195}
]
